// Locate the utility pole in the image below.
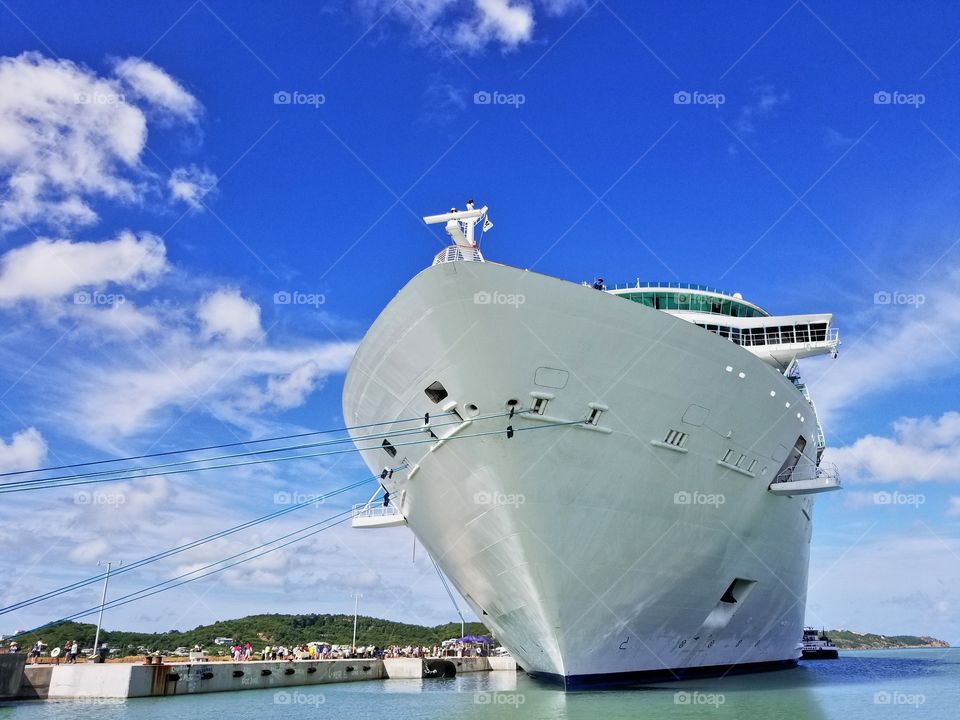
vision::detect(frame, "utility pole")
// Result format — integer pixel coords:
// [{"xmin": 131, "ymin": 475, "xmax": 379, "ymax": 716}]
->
[
  {"xmin": 351, "ymin": 592, "xmax": 362, "ymax": 651},
  {"xmin": 92, "ymin": 560, "xmax": 121, "ymax": 658}
]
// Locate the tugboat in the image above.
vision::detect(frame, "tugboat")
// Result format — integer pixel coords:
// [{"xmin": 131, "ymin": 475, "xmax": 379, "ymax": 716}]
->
[{"xmin": 801, "ymin": 628, "xmax": 839, "ymax": 659}]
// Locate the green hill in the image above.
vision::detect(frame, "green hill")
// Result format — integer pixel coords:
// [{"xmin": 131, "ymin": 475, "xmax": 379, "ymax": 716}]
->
[
  {"xmin": 9, "ymin": 614, "xmax": 491, "ymax": 654},
  {"xmin": 824, "ymin": 629, "xmax": 950, "ymax": 650}
]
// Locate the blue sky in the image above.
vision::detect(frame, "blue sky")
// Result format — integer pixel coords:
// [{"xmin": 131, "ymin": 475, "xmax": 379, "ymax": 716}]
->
[{"xmin": 0, "ymin": 0, "xmax": 959, "ymax": 644}]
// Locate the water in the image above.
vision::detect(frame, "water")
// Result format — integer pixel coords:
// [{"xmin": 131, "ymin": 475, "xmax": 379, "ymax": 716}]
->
[{"xmin": 2, "ymin": 649, "xmax": 957, "ymax": 719}]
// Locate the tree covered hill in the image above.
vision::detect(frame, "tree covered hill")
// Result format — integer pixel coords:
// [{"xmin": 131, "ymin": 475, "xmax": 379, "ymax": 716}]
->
[
  {"xmin": 824, "ymin": 629, "xmax": 950, "ymax": 650},
  {"xmin": 10, "ymin": 614, "xmax": 491, "ymax": 653}
]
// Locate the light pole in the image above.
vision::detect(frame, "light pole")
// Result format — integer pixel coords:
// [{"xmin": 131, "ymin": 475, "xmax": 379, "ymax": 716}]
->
[
  {"xmin": 92, "ymin": 560, "xmax": 121, "ymax": 657},
  {"xmin": 351, "ymin": 593, "xmax": 362, "ymax": 651}
]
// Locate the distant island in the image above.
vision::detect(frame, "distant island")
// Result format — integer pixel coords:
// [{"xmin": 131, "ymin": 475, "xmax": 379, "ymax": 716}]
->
[
  {"xmin": 5, "ymin": 613, "xmax": 491, "ymax": 654},
  {"xmin": 822, "ymin": 629, "xmax": 950, "ymax": 650}
]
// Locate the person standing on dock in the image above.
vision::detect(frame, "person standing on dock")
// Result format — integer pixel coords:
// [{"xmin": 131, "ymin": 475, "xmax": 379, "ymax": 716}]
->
[
  {"xmin": 31, "ymin": 640, "xmax": 42, "ymax": 664},
  {"xmin": 244, "ymin": 641, "xmax": 252, "ymax": 661},
  {"xmin": 68, "ymin": 641, "xmax": 78, "ymax": 664}
]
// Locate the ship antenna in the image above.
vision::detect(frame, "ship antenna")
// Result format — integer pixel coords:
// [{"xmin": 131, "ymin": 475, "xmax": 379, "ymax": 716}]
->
[{"xmin": 422, "ymin": 200, "xmax": 492, "ymax": 249}]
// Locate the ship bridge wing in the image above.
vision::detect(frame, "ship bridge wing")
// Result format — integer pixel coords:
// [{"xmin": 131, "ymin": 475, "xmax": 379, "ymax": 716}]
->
[{"xmin": 672, "ymin": 311, "xmax": 840, "ymax": 369}]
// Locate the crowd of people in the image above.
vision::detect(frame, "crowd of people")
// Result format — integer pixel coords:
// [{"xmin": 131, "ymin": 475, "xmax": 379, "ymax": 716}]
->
[{"xmin": 220, "ymin": 640, "xmax": 491, "ymax": 661}]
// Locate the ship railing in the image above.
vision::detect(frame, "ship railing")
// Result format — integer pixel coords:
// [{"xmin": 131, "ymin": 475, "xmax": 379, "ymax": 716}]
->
[
  {"xmin": 352, "ymin": 503, "xmax": 404, "ymax": 520},
  {"xmin": 774, "ymin": 461, "xmax": 840, "ymax": 486},
  {"xmin": 433, "ymin": 245, "xmax": 484, "ymax": 265},
  {"xmin": 736, "ymin": 327, "xmax": 839, "ymax": 349},
  {"xmin": 605, "ymin": 280, "xmax": 738, "ymax": 295}
]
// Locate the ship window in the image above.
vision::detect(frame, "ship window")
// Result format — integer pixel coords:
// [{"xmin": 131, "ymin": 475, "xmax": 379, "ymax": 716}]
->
[
  {"xmin": 381, "ymin": 439, "xmax": 397, "ymax": 458},
  {"xmin": 587, "ymin": 408, "xmax": 603, "ymax": 425},
  {"xmin": 424, "ymin": 381, "xmax": 448, "ymax": 404},
  {"xmin": 736, "ymin": 453, "xmax": 746, "ymax": 468},
  {"xmin": 722, "ymin": 449, "xmax": 736, "ymax": 463},
  {"xmin": 748, "ymin": 459, "xmax": 758, "ymax": 473},
  {"xmin": 532, "ymin": 397, "xmax": 548, "ymax": 415}
]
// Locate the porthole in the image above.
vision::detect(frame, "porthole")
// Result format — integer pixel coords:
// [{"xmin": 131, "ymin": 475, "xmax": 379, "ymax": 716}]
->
[{"xmin": 464, "ymin": 403, "xmax": 479, "ymax": 417}]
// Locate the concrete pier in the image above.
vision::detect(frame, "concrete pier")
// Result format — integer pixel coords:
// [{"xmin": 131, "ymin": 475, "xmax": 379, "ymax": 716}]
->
[{"xmin": 5, "ymin": 655, "xmax": 517, "ymax": 701}]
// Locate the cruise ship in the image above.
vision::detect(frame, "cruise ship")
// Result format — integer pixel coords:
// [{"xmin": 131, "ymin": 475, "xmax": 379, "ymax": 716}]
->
[{"xmin": 343, "ymin": 202, "xmax": 841, "ymax": 688}]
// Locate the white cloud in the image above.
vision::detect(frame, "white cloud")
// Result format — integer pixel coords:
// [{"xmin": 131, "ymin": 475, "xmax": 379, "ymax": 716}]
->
[
  {"xmin": 113, "ymin": 57, "xmax": 200, "ymax": 121},
  {"xmin": 808, "ymin": 532, "xmax": 960, "ymax": 642},
  {"xmin": 0, "ymin": 52, "xmax": 203, "ymax": 234},
  {"xmin": 736, "ymin": 85, "xmax": 789, "ymax": 133},
  {"xmin": 267, "ymin": 362, "xmax": 324, "ymax": 409},
  {"xmin": 0, "ymin": 231, "xmax": 168, "ymax": 304},
  {"xmin": 361, "ymin": 0, "xmax": 579, "ymax": 52},
  {"xmin": 826, "ymin": 412, "xmax": 960, "ymax": 484},
  {"xmin": 948, "ymin": 497, "xmax": 960, "ymax": 517},
  {"xmin": 454, "ymin": 0, "xmax": 536, "ymax": 49},
  {"xmin": 168, "ymin": 166, "xmax": 218, "ymax": 209},
  {"xmin": 809, "ymin": 270, "xmax": 960, "ymax": 419},
  {"xmin": 0, "ymin": 427, "xmax": 47, "ymax": 472},
  {"xmin": 197, "ymin": 289, "xmax": 263, "ymax": 344},
  {"xmin": 63, "ymin": 337, "xmax": 357, "ymax": 442}
]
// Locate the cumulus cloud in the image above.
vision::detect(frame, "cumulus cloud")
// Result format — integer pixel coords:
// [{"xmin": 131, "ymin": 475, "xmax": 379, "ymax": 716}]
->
[
  {"xmin": 113, "ymin": 57, "xmax": 200, "ymax": 121},
  {"xmin": 0, "ymin": 52, "xmax": 203, "ymax": 234},
  {"xmin": 826, "ymin": 411, "xmax": 960, "ymax": 484},
  {"xmin": 0, "ymin": 427, "xmax": 47, "ymax": 472},
  {"xmin": 197, "ymin": 289, "xmax": 263, "ymax": 344},
  {"xmin": 0, "ymin": 231, "xmax": 168, "ymax": 304},
  {"xmin": 454, "ymin": 0, "xmax": 536, "ymax": 49},
  {"xmin": 168, "ymin": 165, "xmax": 218, "ymax": 209}
]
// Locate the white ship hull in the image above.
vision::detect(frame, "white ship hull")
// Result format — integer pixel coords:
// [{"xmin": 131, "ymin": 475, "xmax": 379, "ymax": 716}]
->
[{"xmin": 343, "ymin": 261, "xmax": 818, "ymax": 687}]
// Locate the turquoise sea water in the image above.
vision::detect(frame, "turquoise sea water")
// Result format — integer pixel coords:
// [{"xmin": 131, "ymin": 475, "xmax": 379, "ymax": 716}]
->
[{"xmin": 2, "ymin": 649, "xmax": 957, "ymax": 719}]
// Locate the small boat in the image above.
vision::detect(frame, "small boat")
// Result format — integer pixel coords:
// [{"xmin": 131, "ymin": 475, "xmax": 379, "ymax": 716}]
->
[{"xmin": 801, "ymin": 628, "xmax": 839, "ymax": 659}]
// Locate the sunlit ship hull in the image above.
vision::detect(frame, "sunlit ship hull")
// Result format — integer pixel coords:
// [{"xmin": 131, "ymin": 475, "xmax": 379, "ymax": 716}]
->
[{"xmin": 343, "ymin": 260, "xmax": 820, "ymax": 688}]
